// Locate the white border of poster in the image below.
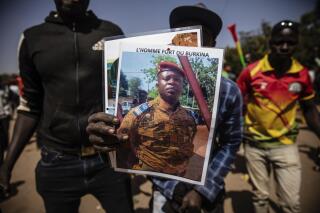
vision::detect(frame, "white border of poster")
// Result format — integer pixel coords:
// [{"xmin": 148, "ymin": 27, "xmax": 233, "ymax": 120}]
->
[
  {"xmin": 114, "ymin": 43, "xmax": 223, "ymax": 185},
  {"xmin": 103, "ymin": 26, "xmax": 202, "ymax": 115}
]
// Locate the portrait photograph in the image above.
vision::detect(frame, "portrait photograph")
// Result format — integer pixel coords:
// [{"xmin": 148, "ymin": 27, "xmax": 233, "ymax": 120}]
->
[
  {"xmin": 114, "ymin": 43, "xmax": 224, "ymax": 185},
  {"xmin": 103, "ymin": 27, "xmax": 202, "ymax": 115}
]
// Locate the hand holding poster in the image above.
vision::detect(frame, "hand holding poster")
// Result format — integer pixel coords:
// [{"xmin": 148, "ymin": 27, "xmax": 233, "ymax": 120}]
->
[{"xmin": 114, "ymin": 43, "xmax": 223, "ymax": 185}]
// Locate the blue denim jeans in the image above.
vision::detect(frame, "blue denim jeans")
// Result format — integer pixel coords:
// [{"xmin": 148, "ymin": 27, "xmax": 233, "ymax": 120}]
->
[{"xmin": 35, "ymin": 146, "xmax": 134, "ymax": 213}]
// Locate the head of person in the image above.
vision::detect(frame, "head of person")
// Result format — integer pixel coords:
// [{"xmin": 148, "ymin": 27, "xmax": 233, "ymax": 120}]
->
[
  {"xmin": 269, "ymin": 20, "xmax": 299, "ymax": 60},
  {"xmin": 156, "ymin": 61, "xmax": 185, "ymax": 105},
  {"xmin": 169, "ymin": 3, "xmax": 222, "ymax": 47},
  {"xmin": 54, "ymin": 0, "xmax": 90, "ymax": 19},
  {"xmin": 223, "ymin": 63, "xmax": 232, "ymax": 73}
]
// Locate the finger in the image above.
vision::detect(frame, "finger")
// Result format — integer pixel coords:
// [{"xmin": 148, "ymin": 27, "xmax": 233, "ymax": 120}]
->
[
  {"xmin": 93, "ymin": 145, "xmax": 115, "ymax": 152},
  {"xmin": 89, "ymin": 132, "xmax": 121, "ymax": 147},
  {"xmin": 86, "ymin": 122, "xmax": 116, "ymax": 135},
  {"xmin": 88, "ymin": 134, "xmax": 105, "ymax": 145},
  {"xmin": 0, "ymin": 185, "xmax": 10, "ymax": 198},
  {"xmin": 180, "ymin": 199, "xmax": 188, "ymax": 213},
  {"xmin": 117, "ymin": 134, "xmax": 129, "ymax": 142},
  {"xmin": 88, "ymin": 112, "xmax": 119, "ymax": 125},
  {"xmin": 189, "ymin": 199, "xmax": 197, "ymax": 207}
]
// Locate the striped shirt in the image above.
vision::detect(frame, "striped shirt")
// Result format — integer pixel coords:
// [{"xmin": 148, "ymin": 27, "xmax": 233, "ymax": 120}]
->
[{"xmin": 152, "ymin": 77, "xmax": 243, "ymax": 202}]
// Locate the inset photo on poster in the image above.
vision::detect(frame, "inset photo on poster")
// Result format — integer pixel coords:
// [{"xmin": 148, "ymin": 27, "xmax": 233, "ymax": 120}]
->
[
  {"xmin": 103, "ymin": 26, "xmax": 202, "ymax": 116},
  {"xmin": 114, "ymin": 43, "xmax": 223, "ymax": 185}
]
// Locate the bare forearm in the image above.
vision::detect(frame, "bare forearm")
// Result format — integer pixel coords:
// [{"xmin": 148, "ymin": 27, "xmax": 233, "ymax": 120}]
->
[
  {"xmin": 3, "ymin": 113, "xmax": 39, "ymax": 172},
  {"xmin": 303, "ymin": 106, "xmax": 320, "ymax": 139}
]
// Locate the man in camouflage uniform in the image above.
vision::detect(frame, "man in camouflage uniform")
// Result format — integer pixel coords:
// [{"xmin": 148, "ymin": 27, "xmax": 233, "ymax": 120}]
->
[{"xmin": 118, "ymin": 61, "xmax": 197, "ymax": 176}]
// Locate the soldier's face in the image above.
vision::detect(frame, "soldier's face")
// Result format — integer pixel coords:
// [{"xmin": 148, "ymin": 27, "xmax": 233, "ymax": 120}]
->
[{"xmin": 157, "ymin": 71, "xmax": 184, "ymax": 103}]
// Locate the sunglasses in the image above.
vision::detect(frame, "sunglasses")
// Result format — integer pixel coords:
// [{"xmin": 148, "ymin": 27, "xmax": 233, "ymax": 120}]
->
[
  {"xmin": 272, "ymin": 20, "xmax": 299, "ymax": 35},
  {"xmin": 279, "ymin": 21, "xmax": 295, "ymax": 27}
]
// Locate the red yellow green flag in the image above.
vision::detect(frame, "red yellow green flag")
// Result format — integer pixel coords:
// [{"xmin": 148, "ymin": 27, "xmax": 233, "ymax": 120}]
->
[{"xmin": 227, "ymin": 24, "xmax": 246, "ymax": 68}]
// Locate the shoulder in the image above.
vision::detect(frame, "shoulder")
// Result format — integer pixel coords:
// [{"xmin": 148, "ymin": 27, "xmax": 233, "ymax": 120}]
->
[
  {"xmin": 23, "ymin": 22, "xmax": 48, "ymax": 37},
  {"xmin": 219, "ymin": 77, "xmax": 242, "ymax": 113},
  {"xmin": 238, "ymin": 60, "xmax": 260, "ymax": 79},
  {"xmin": 98, "ymin": 19, "xmax": 124, "ymax": 36},
  {"xmin": 294, "ymin": 62, "xmax": 309, "ymax": 76},
  {"xmin": 220, "ymin": 77, "xmax": 241, "ymax": 98},
  {"xmin": 131, "ymin": 102, "xmax": 152, "ymax": 117}
]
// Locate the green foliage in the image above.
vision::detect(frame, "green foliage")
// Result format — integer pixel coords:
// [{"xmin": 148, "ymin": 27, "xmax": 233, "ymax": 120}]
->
[
  {"xmin": 239, "ymin": 20, "xmax": 271, "ymax": 61},
  {"xmin": 140, "ymin": 54, "xmax": 219, "ymax": 111},
  {"xmin": 224, "ymin": 47, "xmax": 243, "ymax": 76},
  {"xmin": 180, "ymin": 57, "xmax": 218, "ymax": 111},
  {"xmin": 119, "ymin": 71, "xmax": 128, "ymax": 97},
  {"xmin": 225, "ymin": 1, "xmax": 320, "ymax": 75},
  {"xmin": 295, "ymin": 2, "xmax": 320, "ymax": 68},
  {"xmin": 225, "ymin": 20, "xmax": 271, "ymax": 76},
  {"xmin": 148, "ymin": 87, "xmax": 158, "ymax": 99}
]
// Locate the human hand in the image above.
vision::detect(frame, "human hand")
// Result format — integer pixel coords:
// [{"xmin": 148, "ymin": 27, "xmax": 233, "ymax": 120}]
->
[
  {"xmin": 179, "ymin": 190, "xmax": 202, "ymax": 213},
  {"xmin": 86, "ymin": 112, "xmax": 128, "ymax": 152},
  {"xmin": 0, "ymin": 165, "xmax": 11, "ymax": 199}
]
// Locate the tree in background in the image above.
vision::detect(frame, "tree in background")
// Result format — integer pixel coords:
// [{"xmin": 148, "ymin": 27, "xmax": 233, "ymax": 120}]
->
[
  {"xmin": 225, "ymin": 0, "xmax": 320, "ymax": 78},
  {"xmin": 225, "ymin": 21, "xmax": 271, "ymax": 76},
  {"xmin": 119, "ymin": 71, "xmax": 128, "ymax": 97},
  {"xmin": 295, "ymin": 0, "xmax": 320, "ymax": 69},
  {"xmin": 141, "ymin": 55, "xmax": 218, "ymax": 111},
  {"xmin": 128, "ymin": 77, "xmax": 142, "ymax": 98},
  {"xmin": 181, "ymin": 57, "xmax": 218, "ymax": 111}
]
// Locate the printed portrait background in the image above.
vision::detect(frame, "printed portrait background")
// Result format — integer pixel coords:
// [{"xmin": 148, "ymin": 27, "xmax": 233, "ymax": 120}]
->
[{"xmin": 114, "ymin": 45, "xmax": 222, "ymax": 184}]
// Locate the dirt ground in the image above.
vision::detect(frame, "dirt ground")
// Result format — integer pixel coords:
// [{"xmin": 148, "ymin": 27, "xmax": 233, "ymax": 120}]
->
[{"xmin": 1, "ymin": 124, "xmax": 320, "ymax": 213}]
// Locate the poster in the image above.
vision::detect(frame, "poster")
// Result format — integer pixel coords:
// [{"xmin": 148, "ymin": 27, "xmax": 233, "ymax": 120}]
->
[
  {"xmin": 114, "ymin": 43, "xmax": 223, "ymax": 185},
  {"xmin": 103, "ymin": 27, "xmax": 202, "ymax": 115}
]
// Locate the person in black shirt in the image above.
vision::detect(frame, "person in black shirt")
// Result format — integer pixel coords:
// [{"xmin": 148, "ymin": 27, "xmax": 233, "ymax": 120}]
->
[{"xmin": 0, "ymin": 1, "xmax": 133, "ymax": 212}]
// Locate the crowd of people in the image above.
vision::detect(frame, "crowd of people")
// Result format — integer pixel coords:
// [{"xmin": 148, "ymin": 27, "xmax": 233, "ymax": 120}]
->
[{"xmin": 0, "ymin": 1, "xmax": 320, "ymax": 213}]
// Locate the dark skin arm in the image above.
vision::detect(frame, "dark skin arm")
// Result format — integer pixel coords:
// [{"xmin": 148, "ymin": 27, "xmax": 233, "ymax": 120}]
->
[
  {"xmin": 300, "ymin": 98, "xmax": 320, "ymax": 140},
  {"xmin": 0, "ymin": 113, "xmax": 38, "ymax": 196}
]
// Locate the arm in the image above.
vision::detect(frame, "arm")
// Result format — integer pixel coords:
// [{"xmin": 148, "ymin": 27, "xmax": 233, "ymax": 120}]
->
[
  {"xmin": 300, "ymin": 99, "xmax": 320, "ymax": 139},
  {"xmin": 299, "ymin": 67, "xmax": 320, "ymax": 139},
  {"xmin": 0, "ymin": 114, "xmax": 38, "ymax": 194},
  {"xmin": 0, "ymin": 33, "xmax": 43, "ymax": 195},
  {"xmin": 236, "ymin": 67, "xmax": 251, "ymax": 110}
]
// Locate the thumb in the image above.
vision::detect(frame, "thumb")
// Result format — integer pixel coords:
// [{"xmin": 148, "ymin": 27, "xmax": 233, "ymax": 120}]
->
[
  {"xmin": 117, "ymin": 133, "xmax": 129, "ymax": 142},
  {"xmin": 0, "ymin": 183, "xmax": 10, "ymax": 197},
  {"xmin": 180, "ymin": 197, "xmax": 189, "ymax": 213}
]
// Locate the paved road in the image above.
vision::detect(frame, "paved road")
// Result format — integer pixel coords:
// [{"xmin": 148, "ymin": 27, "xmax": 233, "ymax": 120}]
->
[{"xmin": 1, "ymin": 128, "xmax": 319, "ymax": 213}]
